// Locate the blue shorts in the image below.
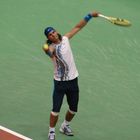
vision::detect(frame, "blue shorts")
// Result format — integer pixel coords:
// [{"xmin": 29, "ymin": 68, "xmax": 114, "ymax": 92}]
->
[{"xmin": 52, "ymin": 77, "xmax": 79, "ymax": 112}]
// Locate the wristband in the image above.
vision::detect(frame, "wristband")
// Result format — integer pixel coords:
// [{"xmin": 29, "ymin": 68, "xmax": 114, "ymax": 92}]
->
[
  {"xmin": 46, "ymin": 50, "xmax": 53, "ymax": 58},
  {"xmin": 84, "ymin": 14, "xmax": 93, "ymax": 22}
]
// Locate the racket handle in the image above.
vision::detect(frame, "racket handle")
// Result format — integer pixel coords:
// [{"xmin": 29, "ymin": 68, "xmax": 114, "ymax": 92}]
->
[{"xmin": 98, "ymin": 14, "xmax": 109, "ymax": 20}]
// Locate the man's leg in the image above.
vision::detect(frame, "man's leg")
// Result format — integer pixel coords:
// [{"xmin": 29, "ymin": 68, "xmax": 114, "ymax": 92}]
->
[
  {"xmin": 48, "ymin": 80, "xmax": 65, "ymax": 140},
  {"xmin": 48, "ymin": 112, "xmax": 59, "ymax": 140},
  {"xmin": 59, "ymin": 110, "xmax": 75, "ymax": 136}
]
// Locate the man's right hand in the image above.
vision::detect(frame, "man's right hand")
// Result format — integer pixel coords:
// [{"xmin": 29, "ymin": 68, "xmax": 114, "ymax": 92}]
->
[{"xmin": 91, "ymin": 11, "xmax": 99, "ymax": 17}]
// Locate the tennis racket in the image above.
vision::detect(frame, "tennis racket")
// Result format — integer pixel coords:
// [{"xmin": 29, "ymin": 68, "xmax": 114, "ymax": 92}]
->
[{"xmin": 99, "ymin": 14, "xmax": 131, "ymax": 26}]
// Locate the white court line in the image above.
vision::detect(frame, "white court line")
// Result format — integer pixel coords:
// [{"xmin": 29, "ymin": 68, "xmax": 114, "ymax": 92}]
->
[{"xmin": 0, "ymin": 125, "xmax": 32, "ymax": 140}]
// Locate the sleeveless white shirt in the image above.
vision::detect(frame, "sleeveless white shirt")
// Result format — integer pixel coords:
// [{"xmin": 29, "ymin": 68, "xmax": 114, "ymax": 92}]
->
[{"xmin": 51, "ymin": 36, "xmax": 79, "ymax": 81}]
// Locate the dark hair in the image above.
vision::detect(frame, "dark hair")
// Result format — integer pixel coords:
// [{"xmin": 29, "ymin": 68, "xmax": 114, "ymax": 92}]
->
[{"xmin": 46, "ymin": 33, "xmax": 62, "ymax": 45}]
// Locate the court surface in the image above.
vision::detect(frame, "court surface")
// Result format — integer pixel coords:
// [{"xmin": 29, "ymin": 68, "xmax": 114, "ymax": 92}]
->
[
  {"xmin": 0, "ymin": 125, "xmax": 32, "ymax": 140},
  {"xmin": 0, "ymin": 0, "xmax": 140, "ymax": 140}
]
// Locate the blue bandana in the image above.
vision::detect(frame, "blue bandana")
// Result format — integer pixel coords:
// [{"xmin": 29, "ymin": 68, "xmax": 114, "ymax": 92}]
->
[{"xmin": 44, "ymin": 27, "xmax": 55, "ymax": 37}]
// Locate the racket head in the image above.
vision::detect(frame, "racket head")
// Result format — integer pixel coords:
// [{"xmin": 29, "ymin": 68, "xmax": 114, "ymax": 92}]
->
[{"xmin": 108, "ymin": 17, "xmax": 131, "ymax": 26}]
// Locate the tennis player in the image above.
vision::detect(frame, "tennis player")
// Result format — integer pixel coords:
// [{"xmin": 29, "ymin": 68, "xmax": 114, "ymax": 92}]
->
[{"xmin": 43, "ymin": 11, "xmax": 98, "ymax": 140}]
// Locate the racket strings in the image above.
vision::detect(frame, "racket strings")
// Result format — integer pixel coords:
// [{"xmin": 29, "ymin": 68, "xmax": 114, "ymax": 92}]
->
[{"xmin": 109, "ymin": 17, "xmax": 131, "ymax": 26}]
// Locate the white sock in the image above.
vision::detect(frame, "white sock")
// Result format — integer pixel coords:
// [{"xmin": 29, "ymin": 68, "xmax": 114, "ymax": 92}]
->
[
  {"xmin": 62, "ymin": 120, "xmax": 70, "ymax": 126},
  {"xmin": 49, "ymin": 127, "xmax": 55, "ymax": 132}
]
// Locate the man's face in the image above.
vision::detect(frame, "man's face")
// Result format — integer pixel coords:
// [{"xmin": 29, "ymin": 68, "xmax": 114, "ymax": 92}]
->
[{"xmin": 47, "ymin": 30, "xmax": 59, "ymax": 43}]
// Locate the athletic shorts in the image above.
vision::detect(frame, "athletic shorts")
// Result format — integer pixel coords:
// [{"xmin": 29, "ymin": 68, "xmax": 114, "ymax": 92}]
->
[{"xmin": 52, "ymin": 77, "xmax": 79, "ymax": 113}]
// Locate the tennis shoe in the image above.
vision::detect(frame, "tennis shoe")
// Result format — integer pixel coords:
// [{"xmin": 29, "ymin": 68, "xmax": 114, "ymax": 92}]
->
[
  {"xmin": 48, "ymin": 131, "xmax": 55, "ymax": 140},
  {"xmin": 59, "ymin": 124, "xmax": 74, "ymax": 136}
]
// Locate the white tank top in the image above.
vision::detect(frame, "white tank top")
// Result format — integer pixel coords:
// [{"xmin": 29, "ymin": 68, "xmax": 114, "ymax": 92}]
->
[{"xmin": 51, "ymin": 36, "xmax": 79, "ymax": 81}]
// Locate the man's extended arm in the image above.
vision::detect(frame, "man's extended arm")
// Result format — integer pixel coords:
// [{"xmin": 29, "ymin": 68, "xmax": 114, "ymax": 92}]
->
[{"xmin": 65, "ymin": 11, "xmax": 98, "ymax": 39}]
